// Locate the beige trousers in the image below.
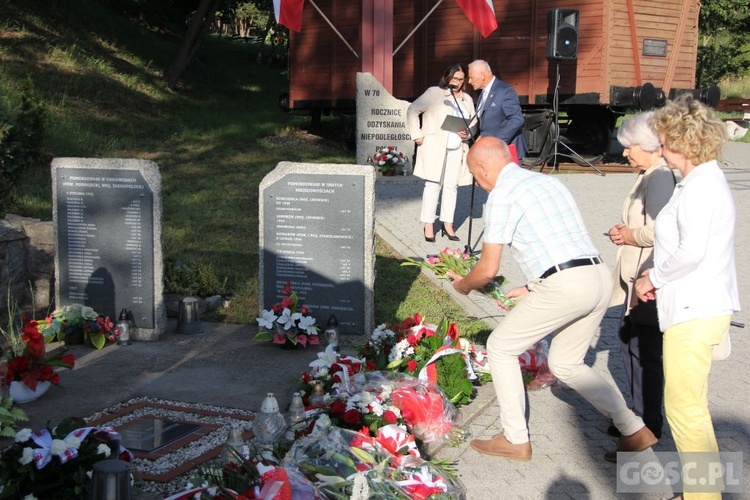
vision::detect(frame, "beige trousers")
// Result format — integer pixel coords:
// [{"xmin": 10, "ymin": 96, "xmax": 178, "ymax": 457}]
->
[{"xmin": 486, "ymin": 263, "xmax": 645, "ymax": 444}]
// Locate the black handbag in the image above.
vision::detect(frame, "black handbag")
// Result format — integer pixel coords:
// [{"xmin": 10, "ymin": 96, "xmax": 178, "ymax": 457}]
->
[{"xmin": 628, "ymin": 298, "xmax": 659, "ymax": 327}]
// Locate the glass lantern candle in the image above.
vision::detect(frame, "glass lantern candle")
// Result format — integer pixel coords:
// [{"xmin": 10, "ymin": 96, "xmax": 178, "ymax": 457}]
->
[
  {"xmin": 324, "ymin": 314, "xmax": 340, "ymax": 352},
  {"xmin": 253, "ymin": 393, "xmax": 286, "ymax": 445},
  {"xmin": 116, "ymin": 308, "xmax": 132, "ymax": 346}
]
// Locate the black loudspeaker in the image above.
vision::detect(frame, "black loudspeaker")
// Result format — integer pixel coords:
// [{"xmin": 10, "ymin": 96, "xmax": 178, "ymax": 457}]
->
[{"xmin": 546, "ymin": 9, "xmax": 579, "ymax": 60}]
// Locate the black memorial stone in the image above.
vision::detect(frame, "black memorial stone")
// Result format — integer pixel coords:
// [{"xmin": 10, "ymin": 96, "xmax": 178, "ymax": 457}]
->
[
  {"xmin": 56, "ymin": 168, "xmax": 155, "ymax": 328},
  {"xmin": 262, "ymin": 173, "xmax": 365, "ymax": 334},
  {"xmin": 119, "ymin": 418, "xmax": 201, "ymax": 453}
]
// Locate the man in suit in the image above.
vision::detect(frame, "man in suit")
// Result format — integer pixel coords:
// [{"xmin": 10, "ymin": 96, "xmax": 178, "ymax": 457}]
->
[{"xmin": 468, "ymin": 60, "xmax": 526, "ymax": 160}]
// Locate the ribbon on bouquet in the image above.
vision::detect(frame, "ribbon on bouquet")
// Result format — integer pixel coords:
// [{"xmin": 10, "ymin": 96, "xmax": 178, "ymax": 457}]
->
[
  {"xmin": 418, "ymin": 346, "xmax": 476, "ymax": 384},
  {"xmin": 31, "ymin": 426, "xmax": 132, "ymax": 469}
]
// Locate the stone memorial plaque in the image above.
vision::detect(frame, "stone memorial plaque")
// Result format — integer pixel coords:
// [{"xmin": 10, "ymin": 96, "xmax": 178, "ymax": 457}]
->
[
  {"xmin": 356, "ymin": 72, "xmax": 414, "ymax": 168},
  {"xmin": 52, "ymin": 158, "xmax": 166, "ymax": 340},
  {"xmin": 260, "ymin": 163, "xmax": 375, "ymax": 335},
  {"xmin": 119, "ymin": 417, "xmax": 201, "ymax": 452}
]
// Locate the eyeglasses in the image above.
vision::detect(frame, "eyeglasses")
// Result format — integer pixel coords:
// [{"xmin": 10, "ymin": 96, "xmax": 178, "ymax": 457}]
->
[{"xmin": 451, "ymin": 77, "xmax": 465, "ymax": 83}]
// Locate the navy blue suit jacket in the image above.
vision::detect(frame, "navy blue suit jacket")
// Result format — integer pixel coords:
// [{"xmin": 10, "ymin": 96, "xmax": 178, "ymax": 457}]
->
[{"xmin": 476, "ymin": 78, "xmax": 526, "ymax": 159}]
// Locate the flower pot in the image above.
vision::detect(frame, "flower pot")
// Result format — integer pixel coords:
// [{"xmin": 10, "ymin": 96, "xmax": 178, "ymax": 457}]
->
[
  {"xmin": 381, "ymin": 169, "xmax": 396, "ymax": 176},
  {"xmin": 64, "ymin": 331, "xmax": 85, "ymax": 345},
  {"xmin": 9, "ymin": 380, "xmax": 51, "ymax": 403}
]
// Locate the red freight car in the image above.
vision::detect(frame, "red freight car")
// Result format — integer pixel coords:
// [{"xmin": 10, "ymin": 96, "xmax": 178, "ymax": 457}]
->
[{"xmin": 282, "ymin": 0, "xmax": 718, "ymax": 165}]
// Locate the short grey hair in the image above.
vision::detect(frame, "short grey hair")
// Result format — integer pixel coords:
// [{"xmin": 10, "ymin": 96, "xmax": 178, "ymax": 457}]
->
[
  {"xmin": 617, "ymin": 112, "xmax": 660, "ymax": 152},
  {"xmin": 469, "ymin": 59, "xmax": 492, "ymax": 74}
]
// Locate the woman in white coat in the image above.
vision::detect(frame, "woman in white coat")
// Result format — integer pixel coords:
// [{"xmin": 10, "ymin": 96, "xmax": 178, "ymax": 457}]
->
[{"xmin": 407, "ymin": 64, "xmax": 475, "ymax": 242}]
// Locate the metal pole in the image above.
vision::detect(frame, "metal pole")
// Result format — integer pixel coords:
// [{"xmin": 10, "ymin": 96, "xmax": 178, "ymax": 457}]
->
[
  {"xmin": 393, "ymin": 0, "xmax": 445, "ymax": 56},
  {"xmin": 308, "ymin": 0, "xmax": 359, "ymax": 59}
]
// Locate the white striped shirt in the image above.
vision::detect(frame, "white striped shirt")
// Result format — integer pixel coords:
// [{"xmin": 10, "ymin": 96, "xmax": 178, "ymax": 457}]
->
[{"xmin": 484, "ymin": 164, "xmax": 599, "ymax": 280}]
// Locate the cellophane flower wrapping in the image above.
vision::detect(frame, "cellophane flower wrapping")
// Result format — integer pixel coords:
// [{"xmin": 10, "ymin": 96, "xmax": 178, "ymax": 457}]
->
[
  {"xmin": 285, "ymin": 425, "xmax": 466, "ymax": 499},
  {"xmin": 358, "ymin": 372, "xmax": 464, "ymax": 447},
  {"xmin": 518, "ymin": 340, "xmax": 557, "ymax": 390}
]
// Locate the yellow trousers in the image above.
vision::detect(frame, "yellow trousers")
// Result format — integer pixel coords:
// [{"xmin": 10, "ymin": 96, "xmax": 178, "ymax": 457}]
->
[{"xmin": 663, "ymin": 315, "xmax": 731, "ymax": 500}]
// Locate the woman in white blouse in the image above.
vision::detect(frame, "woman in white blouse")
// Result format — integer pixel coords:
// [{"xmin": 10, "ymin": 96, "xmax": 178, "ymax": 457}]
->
[
  {"xmin": 635, "ymin": 95, "xmax": 740, "ymax": 499},
  {"xmin": 407, "ymin": 64, "xmax": 475, "ymax": 242}
]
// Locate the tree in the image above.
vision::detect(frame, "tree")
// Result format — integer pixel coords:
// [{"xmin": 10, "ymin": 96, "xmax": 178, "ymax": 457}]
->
[
  {"xmin": 697, "ymin": 0, "xmax": 750, "ymax": 86},
  {"xmin": 164, "ymin": 0, "xmax": 224, "ymax": 88}
]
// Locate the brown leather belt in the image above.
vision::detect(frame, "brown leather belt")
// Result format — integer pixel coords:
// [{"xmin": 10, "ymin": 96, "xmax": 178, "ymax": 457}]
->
[{"xmin": 540, "ymin": 256, "xmax": 602, "ymax": 280}]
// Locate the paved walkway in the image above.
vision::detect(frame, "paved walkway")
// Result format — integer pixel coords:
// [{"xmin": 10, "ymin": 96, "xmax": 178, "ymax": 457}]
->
[
  {"xmin": 8, "ymin": 144, "xmax": 749, "ymax": 499},
  {"xmin": 373, "ymin": 142, "xmax": 750, "ymax": 499}
]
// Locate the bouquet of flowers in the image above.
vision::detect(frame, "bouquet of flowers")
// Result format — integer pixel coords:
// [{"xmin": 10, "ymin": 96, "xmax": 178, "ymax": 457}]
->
[
  {"xmin": 519, "ymin": 340, "xmax": 557, "ymax": 390},
  {"xmin": 359, "ymin": 314, "xmax": 475, "ymax": 406},
  {"xmin": 373, "ymin": 146, "xmax": 408, "ymax": 174},
  {"xmin": 3, "ymin": 316, "xmax": 75, "ymax": 391},
  {"xmin": 171, "ymin": 446, "xmax": 317, "ymax": 500},
  {"xmin": 38, "ymin": 304, "xmax": 118, "ymax": 349},
  {"xmin": 401, "ymin": 248, "xmax": 517, "ymax": 308},
  {"xmin": 300, "ymin": 345, "xmax": 366, "ymax": 402},
  {"xmin": 255, "ymin": 281, "xmax": 320, "ymax": 348},
  {"xmin": 286, "ymin": 424, "xmax": 465, "ymax": 499},
  {"xmin": 0, "ymin": 417, "xmax": 133, "ymax": 499}
]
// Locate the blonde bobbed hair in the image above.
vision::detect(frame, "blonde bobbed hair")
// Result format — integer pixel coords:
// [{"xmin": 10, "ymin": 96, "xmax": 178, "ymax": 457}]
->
[{"xmin": 650, "ymin": 94, "xmax": 727, "ymax": 164}]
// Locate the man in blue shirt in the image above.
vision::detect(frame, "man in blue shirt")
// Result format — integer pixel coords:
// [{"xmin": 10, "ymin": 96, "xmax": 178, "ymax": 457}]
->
[{"xmin": 449, "ymin": 137, "xmax": 657, "ymax": 462}]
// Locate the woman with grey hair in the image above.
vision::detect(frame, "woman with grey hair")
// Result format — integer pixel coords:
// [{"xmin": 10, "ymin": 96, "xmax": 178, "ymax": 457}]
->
[{"xmin": 605, "ymin": 112, "xmax": 676, "ymax": 443}]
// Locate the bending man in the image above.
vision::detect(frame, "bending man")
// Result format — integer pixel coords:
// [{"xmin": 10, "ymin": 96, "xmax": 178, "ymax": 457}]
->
[{"xmin": 448, "ymin": 137, "xmax": 656, "ymax": 462}]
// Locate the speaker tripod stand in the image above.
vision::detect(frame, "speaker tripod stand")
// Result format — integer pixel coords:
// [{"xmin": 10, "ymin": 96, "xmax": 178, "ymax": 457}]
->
[{"xmin": 546, "ymin": 60, "xmax": 606, "ymax": 176}]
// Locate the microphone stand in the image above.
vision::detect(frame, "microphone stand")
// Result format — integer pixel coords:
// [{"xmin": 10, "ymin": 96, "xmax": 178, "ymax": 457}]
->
[{"xmin": 443, "ymin": 83, "xmax": 480, "ymax": 255}]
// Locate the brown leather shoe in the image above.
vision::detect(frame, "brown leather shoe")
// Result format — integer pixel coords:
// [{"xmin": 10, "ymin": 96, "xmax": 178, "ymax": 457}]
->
[
  {"xmin": 470, "ymin": 434, "xmax": 532, "ymax": 461},
  {"xmin": 604, "ymin": 426, "xmax": 658, "ymax": 462}
]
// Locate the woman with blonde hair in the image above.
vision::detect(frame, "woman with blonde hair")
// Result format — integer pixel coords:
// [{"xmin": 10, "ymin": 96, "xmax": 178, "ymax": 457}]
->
[{"xmin": 635, "ymin": 95, "xmax": 740, "ymax": 499}]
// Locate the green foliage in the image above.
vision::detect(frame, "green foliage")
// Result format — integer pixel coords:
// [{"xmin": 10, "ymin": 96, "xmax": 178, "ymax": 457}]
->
[
  {"xmin": 0, "ymin": 397, "xmax": 29, "ymax": 438},
  {"xmin": 0, "ymin": 85, "xmax": 45, "ymax": 214},
  {"xmin": 164, "ymin": 259, "xmax": 228, "ymax": 297},
  {"xmin": 697, "ymin": 0, "xmax": 750, "ymax": 85},
  {"xmin": 435, "ymin": 353, "xmax": 474, "ymax": 406}
]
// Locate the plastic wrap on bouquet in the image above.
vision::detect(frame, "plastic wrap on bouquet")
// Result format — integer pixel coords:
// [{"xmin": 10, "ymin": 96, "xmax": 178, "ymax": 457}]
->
[
  {"xmin": 286, "ymin": 426, "xmax": 465, "ymax": 499},
  {"xmin": 519, "ymin": 340, "xmax": 557, "ymax": 391},
  {"xmin": 360, "ymin": 371, "xmax": 464, "ymax": 446}
]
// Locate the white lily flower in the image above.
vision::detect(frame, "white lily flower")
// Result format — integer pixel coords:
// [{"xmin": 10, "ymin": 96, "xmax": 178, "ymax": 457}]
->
[
  {"xmin": 298, "ymin": 314, "xmax": 317, "ymax": 335},
  {"xmin": 309, "ymin": 345, "xmax": 339, "ymax": 374},
  {"xmin": 278, "ymin": 308, "xmax": 302, "ymax": 330},
  {"xmin": 256, "ymin": 309, "xmax": 278, "ymax": 330}
]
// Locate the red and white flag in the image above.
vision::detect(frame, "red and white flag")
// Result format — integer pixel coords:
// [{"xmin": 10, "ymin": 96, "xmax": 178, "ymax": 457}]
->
[
  {"xmin": 456, "ymin": 0, "xmax": 498, "ymax": 38},
  {"xmin": 273, "ymin": 0, "xmax": 305, "ymax": 32}
]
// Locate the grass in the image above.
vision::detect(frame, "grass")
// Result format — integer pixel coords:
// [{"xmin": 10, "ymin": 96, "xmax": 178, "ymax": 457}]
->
[{"xmin": 0, "ymin": 0, "xmax": 492, "ymax": 341}]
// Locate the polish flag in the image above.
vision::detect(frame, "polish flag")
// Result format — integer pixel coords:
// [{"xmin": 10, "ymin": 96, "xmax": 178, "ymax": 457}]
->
[
  {"xmin": 456, "ymin": 0, "xmax": 498, "ymax": 38},
  {"xmin": 273, "ymin": 0, "xmax": 305, "ymax": 32}
]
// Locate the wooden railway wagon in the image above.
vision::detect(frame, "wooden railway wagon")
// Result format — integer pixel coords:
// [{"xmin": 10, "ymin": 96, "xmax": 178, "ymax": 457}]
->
[{"xmin": 282, "ymin": 0, "xmax": 719, "ymax": 164}]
